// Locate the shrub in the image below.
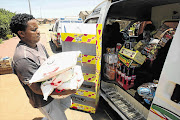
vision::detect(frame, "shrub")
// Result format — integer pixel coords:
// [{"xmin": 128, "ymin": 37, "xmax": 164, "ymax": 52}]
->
[
  {"xmin": 5, "ymin": 34, "xmax": 13, "ymax": 40},
  {"xmin": 0, "ymin": 9, "xmax": 15, "ymax": 39},
  {"xmin": 0, "ymin": 38, "xmax": 3, "ymax": 44}
]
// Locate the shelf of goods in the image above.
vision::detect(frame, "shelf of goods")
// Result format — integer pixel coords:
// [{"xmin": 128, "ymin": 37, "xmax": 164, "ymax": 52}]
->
[{"xmin": 61, "ymin": 23, "xmax": 102, "ymax": 113}]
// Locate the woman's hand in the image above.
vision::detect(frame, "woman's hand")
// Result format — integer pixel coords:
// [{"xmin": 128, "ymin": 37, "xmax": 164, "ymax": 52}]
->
[{"xmin": 51, "ymin": 89, "xmax": 77, "ymax": 95}]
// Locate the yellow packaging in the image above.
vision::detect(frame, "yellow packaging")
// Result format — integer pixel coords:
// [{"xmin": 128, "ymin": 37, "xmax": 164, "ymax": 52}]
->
[{"xmin": 119, "ymin": 46, "xmax": 146, "ymax": 65}]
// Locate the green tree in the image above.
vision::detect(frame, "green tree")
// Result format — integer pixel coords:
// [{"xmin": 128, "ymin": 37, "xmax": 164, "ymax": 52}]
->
[{"xmin": 0, "ymin": 9, "xmax": 15, "ymax": 40}]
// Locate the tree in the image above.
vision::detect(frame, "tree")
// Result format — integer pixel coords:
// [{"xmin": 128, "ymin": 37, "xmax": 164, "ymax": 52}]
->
[{"xmin": 0, "ymin": 9, "xmax": 15, "ymax": 39}]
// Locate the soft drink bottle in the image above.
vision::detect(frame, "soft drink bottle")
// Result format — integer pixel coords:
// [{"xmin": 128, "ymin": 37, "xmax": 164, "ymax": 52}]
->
[
  {"xmin": 131, "ymin": 67, "xmax": 136, "ymax": 85},
  {"xmin": 121, "ymin": 66, "xmax": 126, "ymax": 85}
]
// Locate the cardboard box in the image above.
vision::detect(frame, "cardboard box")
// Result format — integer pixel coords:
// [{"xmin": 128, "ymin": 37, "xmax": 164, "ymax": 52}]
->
[
  {"xmin": 119, "ymin": 46, "xmax": 146, "ymax": 65},
  {"xmin": 0, "ymin": 58, "xmax": 13, "ymax": 74},
  {"xmin": 70, "ymin": 94, "xmax": 97, "ymax": 113}
]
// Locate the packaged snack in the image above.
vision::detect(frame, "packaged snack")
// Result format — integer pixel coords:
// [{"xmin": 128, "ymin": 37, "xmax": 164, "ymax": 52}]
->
[{"xmin": 137, "ymin": 83, "xmax": 157, "ymax": 99}]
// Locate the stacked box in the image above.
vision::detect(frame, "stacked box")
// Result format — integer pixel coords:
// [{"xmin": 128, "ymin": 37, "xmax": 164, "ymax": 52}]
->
[
  {"xmin": 119, "ymin": 46, "xmax": 146, "ymax": 65},
  {"xmin": 116, "ymin": 47, "xmax": 146, "ymax": 90},
  {"xmin": 0, "ymin": 57, "xmax": 13, "ymax": 75},
  {"xmin": 61, "ymin": 23, "xmax": 102, "ymax": 113}
]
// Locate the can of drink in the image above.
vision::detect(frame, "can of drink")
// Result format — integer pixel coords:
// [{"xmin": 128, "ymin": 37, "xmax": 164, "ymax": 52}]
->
[
  {"xmin": 106, "ymin": 47, "xmax": 111, "ymax": 53},
  {"xmin": 116, "ymin": 43, "xmax": 122, "ymax": 53}
]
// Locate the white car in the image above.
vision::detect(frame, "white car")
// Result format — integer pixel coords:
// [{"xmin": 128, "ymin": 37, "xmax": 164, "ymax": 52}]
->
[{"xmin": 49, "ymin": 17, "xmax": 83, "ymax": 51}]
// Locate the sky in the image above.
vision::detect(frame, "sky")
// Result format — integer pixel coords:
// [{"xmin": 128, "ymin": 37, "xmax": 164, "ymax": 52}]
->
[{"xmin": 0, "ymin": 0, "xmax": 104, "ymax": 18}]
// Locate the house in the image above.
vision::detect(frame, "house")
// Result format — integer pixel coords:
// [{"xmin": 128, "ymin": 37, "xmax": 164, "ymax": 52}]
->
[
  {"xmin": 36, "ymin": 18, "xmax": 44, "ymax": 24},
  {"xmin": 79, "ymin": 11, "xmax": 91, "ymax": 20},
  {"xmin": 44, "ymin": 18, "xmax": 57, "ymax": 24},
  {"xmin": 36, "ymin": 18, "xmax": 57, "ymax": 24}
]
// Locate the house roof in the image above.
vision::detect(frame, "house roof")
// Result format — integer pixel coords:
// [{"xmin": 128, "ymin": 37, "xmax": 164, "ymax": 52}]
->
[
  {"xmin": 80, "ymin": 11, "xmax": 91, "ymax": 16},
  {"xmin": 36, "ymin": 18, "xmax": 44, "ymax": 22}
]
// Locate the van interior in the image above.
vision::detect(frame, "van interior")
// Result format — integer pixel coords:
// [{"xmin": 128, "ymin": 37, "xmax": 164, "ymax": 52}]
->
[{"xmin": 98, "ymin": 0, "xmax": 180, "ymax": 116}]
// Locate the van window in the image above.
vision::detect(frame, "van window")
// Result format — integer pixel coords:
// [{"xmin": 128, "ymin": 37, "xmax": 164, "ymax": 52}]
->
[
  {"xmin": 55, "ymin": 22, "xmax": 59, "ymax": 32},
  {"xmin": 105, "ymin": 19, "xmax": 131, "ymax": 31},
  {"xmin": 85, "ymin": 18, "xmax": 99, "ymax": 23},
  {"xmin": 127, "ymin": 21, "xmax": 152, "ymax": 36}
]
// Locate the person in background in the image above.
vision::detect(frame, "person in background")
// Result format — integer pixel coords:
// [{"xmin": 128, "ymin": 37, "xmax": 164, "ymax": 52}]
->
[{"xmin": 10, "ymin": 13, "xmax": 76, "ymax": 120}]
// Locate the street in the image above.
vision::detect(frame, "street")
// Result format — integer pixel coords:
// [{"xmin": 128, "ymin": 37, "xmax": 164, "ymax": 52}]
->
[{"xmin": 0, "ymin": 24, "xmax": 121, "ymax": 120}]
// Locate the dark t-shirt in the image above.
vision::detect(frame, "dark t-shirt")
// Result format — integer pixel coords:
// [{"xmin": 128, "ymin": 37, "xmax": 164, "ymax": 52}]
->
[{"xmin": 13, "ymin": 41, "xmax": 53, "ymax": 108}]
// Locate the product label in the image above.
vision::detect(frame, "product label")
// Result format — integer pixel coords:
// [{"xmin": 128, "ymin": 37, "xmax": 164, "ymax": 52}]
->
[
  {"xmin": 119, "ymin": 46, "xmax": 146, "ymax": 65},
  {"xmin": 118, "ymin": 70, "xmax": 121, "ymax": 75},
  {"xmin": 134, "ymin": 52, "xmax": 146, "ymax": 65},
  {"xmin": 119, "ymin": 47, "xmax": 136, "ymax": 58},
  {"xmin": 131, "ymin": 75, "xmax": 136, "ymax": 80},
  {"xmin": 121, "ymin": 73, "xmax": 126, "ymax": 77},
  {"xmin": 128, "ymin": 76, "xmax": 131, "ymax": 81},
  {"xmin": 118, "ymin": 54, "xmax": 133, "ymax": 67}
]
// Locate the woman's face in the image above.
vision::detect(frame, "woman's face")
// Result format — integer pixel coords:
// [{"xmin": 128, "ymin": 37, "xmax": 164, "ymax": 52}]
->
[{"xmin": 22, "ymin": 19, "xmax": 40, "ymax": 46}]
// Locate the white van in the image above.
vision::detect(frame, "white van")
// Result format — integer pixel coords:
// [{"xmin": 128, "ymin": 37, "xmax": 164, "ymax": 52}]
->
[
  {"xmin": 84, "ymin": 0, "xmax": 180, "ymax": 119},
  {"xmin": 61, "ymin": 0, "xmax": 180, "ymax": 119},
  {"xmin": 49, "ymin": 17, "xmax": 83, "ymax": 50}
]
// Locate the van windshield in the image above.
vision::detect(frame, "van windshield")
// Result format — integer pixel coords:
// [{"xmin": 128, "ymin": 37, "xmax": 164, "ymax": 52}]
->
[{"xmin": 105, "ymin": 19, "xmax": 132, "ymax": 31}]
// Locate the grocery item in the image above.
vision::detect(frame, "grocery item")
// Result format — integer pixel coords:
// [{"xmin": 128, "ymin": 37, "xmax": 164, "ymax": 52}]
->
[
  {"xmin": 137, "ymin": 83, "xmax": 157, "ymax": 99},
  {"xmin": 116, "ymin": 65, "xmax": 135, "ymax": 90},
  {"xmin": 119, "ymin": 46, "xmax": 146, "ymax": 65},
  {"xmin": 159, "ymin": 28, "xmax": 175, "ymax": 47},
  {"xmin": 105, "ymin": 63, "xmax": 116, "ymax": 80},
  {"xmin": 116, "ymin": 43, "xmax": 122, "ymax": 53},
  {"xmin": 0, "ymin": 57, "xmax": 13, "ymax": 74},
  {"xmin": 104, "ymin": 48, "xmax": 118, "ymax": 64},
  {"xmin": 41, "ymin": 65, "xmax": 84, "ymax": 100},
  {"xmin": 29, "ymin": 51, "xmax": 82, "ymax": 83},
  {"xmin": 153, "ymin": 24, "xmax": 170, "ymax": 40}
]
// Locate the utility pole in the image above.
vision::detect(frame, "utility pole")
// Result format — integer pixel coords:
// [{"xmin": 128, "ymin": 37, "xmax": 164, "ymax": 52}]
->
[
  {"xmin": 40, "ymin": 7, "xmax": 42, "ymax": 19},
  {"xmin": 28, "ymin": 0, "xmax": 32, "ymax": 15}
]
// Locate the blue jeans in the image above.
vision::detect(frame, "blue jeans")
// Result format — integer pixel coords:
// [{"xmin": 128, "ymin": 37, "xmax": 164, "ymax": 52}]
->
[{"xmin": 39, "ymin": 96, "xmax": 72, "ymax": 120}]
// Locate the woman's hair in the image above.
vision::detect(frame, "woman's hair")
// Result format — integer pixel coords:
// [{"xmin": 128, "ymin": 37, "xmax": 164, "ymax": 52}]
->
[{"xmin": 10, "ymin": 13, "xmax": 35, "ymax": 36}]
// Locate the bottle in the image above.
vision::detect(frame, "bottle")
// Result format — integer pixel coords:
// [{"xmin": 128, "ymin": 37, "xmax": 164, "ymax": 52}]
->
[
  {"xmin": 121, "ymin": 65, "xmax": 126, "ymax": 84},
  {"xmin": 131, "ymin": 67, "xmax": 136, "ymax": 85},
  {"xmin": 127, "ymin": 68, "xmax": 132, "ymax": 85},
  {"xmin": 105, "ymin": 63, "xmax": 110, "ymax": 79},
  {"xmin": 109, "ymin": 48, "xmax": 115, "ymax": 64},
  {"xmin": 116, "ymin": 43, "xmax": 122, "ymax": 53},
  {"xmin": 109, "ymin": 63, "xmax": 115, "ymax": 80},
  {"xmin": 116, "ymin": 62, "xmax": 122, "ymax": 82},
  {"xmin": 125, "ymin": 67, "xmax": 130, "ymax": 85},
  {"xmin": 105, "ymin": 48, "xmax": 111, "ymax": 63}
]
